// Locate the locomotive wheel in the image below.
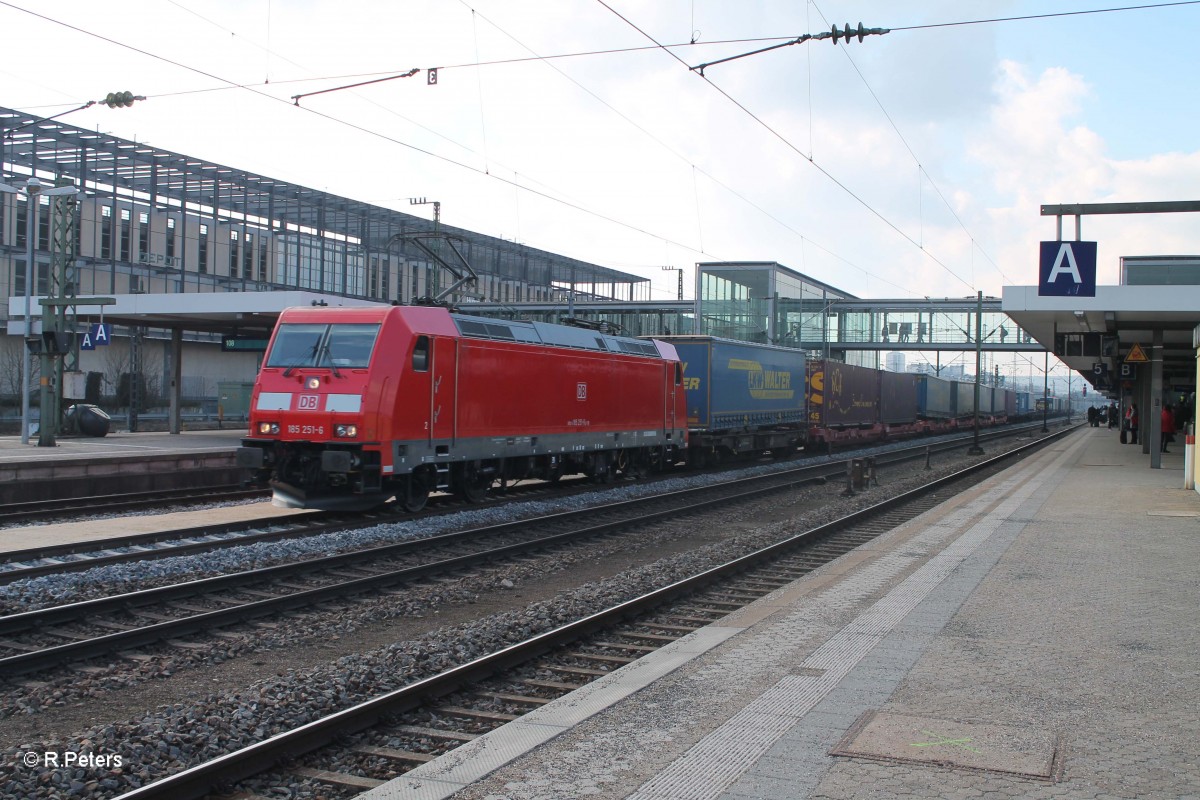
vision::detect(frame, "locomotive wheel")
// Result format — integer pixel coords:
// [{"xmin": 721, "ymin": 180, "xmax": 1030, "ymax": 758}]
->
[
  {"xmin": 461, "ymin": 464, "xmax": 490, "ymax": 504},
  {"xmin": 592, "ymin": 453, "xmax": 613, "ymax": 484},
  {"xmin": 620, "ymin": 450, "xmax": 646, "ymax": 480},
  {"xmin": 401, "ymin": 472, "xmax": 430, "ymax": 513},
  {"xmin": 542, "ymin": 459, "xmax": 564, "ymax": 484}
]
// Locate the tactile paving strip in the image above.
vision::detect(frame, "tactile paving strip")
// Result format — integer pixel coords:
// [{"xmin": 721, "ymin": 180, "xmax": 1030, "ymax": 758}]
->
[{"xmin": 627, "ymin": 439, "xmax": 1085, "ymax": 800}]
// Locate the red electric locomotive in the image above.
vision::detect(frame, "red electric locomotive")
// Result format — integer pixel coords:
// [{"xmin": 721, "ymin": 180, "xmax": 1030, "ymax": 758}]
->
[{"xmin": 237, "ymin": 305, "xmax": 688, "ymax": 511}]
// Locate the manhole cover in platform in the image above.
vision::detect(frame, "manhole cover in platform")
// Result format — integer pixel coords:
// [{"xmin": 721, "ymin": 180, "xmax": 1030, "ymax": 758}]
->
[{"xmin": 831, "ymin": 711, "xmax": 1062, "ymax": 781}]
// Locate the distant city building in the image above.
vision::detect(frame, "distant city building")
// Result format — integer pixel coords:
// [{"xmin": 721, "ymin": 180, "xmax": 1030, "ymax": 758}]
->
[
  {"xmin": 906, "ymin": 362, "xmax": 965, "ymax": 379},
  {"xmin": 885, "ymin": 352, "xmax": 905, "ymax": 372}
]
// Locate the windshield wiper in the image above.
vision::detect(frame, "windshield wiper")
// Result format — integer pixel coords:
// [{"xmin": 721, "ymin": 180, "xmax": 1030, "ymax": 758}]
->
[
  {"xmin": 318, "ymin": 338, "xmax": 341, "ymax": 378},
  {"xmin": 283, "ymin": 341, "xmax": 321, "ymax": 377}
]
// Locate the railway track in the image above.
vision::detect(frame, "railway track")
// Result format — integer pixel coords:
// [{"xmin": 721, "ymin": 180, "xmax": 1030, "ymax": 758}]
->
[
  {"xmin": 0, "ymin": 485, "xmax": 268, "ymax": 528},
  {"xmin": 0, "ymin": 460, "xmax": 843, "ymax": 677},
  {"xmin": 0, "ymin": 475, "xmax": 595, "ymax": 585},
  {"xmin": 108, "ymin": 422, "xmax": 1075, "ymax": 800},
  {"xmin": 0, "ymin": 424, "xmax": 1061, "ymax": 679},
  {"xmin": 0, "ymin": 423, "xmax": 1050, "ymax": 587}
]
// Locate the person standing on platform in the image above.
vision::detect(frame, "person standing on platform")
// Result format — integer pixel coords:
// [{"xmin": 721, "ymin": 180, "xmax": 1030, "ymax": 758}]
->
[
  {"xmin": 1161, "ymin": 405, "xmax": 1176, "ymax": 453},
  {"xmin": 1108, "ymin": 402, "xmax": 1118, "ymax": 429},
  {"xmin": 1129, "ymin": 404, "xmax": 1139, "ymax": 445}
]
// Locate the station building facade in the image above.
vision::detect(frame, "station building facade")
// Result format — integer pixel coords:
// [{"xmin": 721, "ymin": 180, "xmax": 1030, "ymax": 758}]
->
[{"xmin": 0, "ymin": 106, "xmax": 647, "ymax": 419}]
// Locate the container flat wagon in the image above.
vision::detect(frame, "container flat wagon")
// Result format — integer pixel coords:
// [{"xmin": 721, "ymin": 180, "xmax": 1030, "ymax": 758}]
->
[
  {"xmin": 917, "ymin": 375, "xmax": 955, "ymax": 419},
  {"xmin": 657, "ymin": 336, "xmax": 807, "ymax": 460}
]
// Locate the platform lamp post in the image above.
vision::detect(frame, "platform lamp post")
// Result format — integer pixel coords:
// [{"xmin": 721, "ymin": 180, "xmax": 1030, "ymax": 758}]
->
[
  {"xmin": 968, "ymin": 291, "xmax": 984, "ymax": 455},
  {"xmin": 1067, "ymin": 371, "xmax": 1073, "ymax": 424},
  {"xmin": 0, "ymin": 177, "xmax": 79, "ymax": 444},
  {"xmin": 1041, "ymin": 350, "xmax": 1050, "ymax": 433}
]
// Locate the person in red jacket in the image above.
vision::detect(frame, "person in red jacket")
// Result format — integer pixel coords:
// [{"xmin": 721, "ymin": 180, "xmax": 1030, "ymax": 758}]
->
[{"xmin": 1161, "ymin": 405, "xmax": 1176, "ymax": 453}]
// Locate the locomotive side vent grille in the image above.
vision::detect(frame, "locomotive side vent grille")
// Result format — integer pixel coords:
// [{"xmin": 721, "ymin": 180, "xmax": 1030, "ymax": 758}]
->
[
  {"xmin": 458, "ymin": 320, "xmax": 490, "ymax": 336},
  {"xmin": 617, "ymin": 340, "xmax": 660, "ymax": 357},
  {"xmin": 457, "ymin": 319, "xmax": 518, "ymax": 341},
  {"xmin": 485, "ymin": 323, "xmax": 516, "ymax": 340},
  {"xmin": 457, "ymin": 316, "xmax": 660, "ymax": 358}
]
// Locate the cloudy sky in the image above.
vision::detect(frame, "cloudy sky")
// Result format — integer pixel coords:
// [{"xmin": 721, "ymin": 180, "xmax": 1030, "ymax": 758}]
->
[{"xmin": 3, "ymin": 0, "xmax": 1198, "ymax": 312}]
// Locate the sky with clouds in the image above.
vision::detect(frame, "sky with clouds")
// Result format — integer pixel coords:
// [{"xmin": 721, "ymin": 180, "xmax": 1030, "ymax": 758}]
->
[{"xmin": 3, "ymin": 0, "xmax": 1198, "ymax": 312}]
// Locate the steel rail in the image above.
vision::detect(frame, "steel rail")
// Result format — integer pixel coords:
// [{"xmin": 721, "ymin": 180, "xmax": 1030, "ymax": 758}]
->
[
  {"xmin": 5, "ymin": 416, "xmax": 1037, "ymax": 674},
  {"xmin": 0, "ymin": 422, "xmax": 1062, "ymax": 632},
  {"xmin": 0, "ymin": 421, "xmax": 1052, "ymax": 627},
  {"xmin": 0, "ymin": 476, "xmax": 601, "ymax": 583},
  {"xmin": 0, "ymin": 422, "xmax": 1054, "ymax": 584},
  {"xmin": 112, "ymin": 421, "xmax": 1076, "ymax": 800},
  {"xmin": 0, "ymin": 459, "xmax": 843, "ymax": 675},
  {"xmin": 0, "ymin": 486, "xmax": 267, "ymax": 526}
]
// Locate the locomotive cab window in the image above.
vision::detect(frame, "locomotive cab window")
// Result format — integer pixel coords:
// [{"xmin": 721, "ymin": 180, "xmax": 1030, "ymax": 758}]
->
[
  {"xmin": 325, "ymin": 324, "xmax": 380, "ymax": 367},
  {"xmin": 675, "ymin": 363, "xmax": 683, "ymax": 385},
  {"xmin": 266, "ymin": 323, "xmax": 381, "ymax": 370},
  {"xmin": 412, "ymin": 336, "xmax": 430, "ymax": 372}
]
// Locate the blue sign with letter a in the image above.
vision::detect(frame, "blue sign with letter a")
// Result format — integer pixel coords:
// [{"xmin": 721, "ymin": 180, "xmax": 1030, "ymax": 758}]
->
[
  {"xmin": 90, "ymin": 323, "xmax": 112, "ymax": 346},
  {"xmin": 1038, "ymin": 241, "xmax": 1097, "ymax": 296}
]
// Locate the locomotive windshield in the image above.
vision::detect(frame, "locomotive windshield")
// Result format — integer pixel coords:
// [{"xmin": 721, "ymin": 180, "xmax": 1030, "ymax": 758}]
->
[{"xmin": 266, "ymin": 323, "xmax": 381, "ymax": 370}]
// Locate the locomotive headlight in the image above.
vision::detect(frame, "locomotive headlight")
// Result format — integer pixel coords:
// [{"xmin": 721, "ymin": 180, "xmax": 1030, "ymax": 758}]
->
[
  {"xmin": 257, "ymin": 421, "xmax": 280, "ymax": 435},
  {"xmin": 335, "ymin": 424, "xmax": 358, "ymax": 438},
  {"xmin": 306, "ymin": 377, "xmax": 321, "ymax": 390}
]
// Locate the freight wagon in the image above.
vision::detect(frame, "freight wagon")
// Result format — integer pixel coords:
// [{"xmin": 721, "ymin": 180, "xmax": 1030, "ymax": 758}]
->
[
  {"xmin": 917, "ymin": 375, "xmax": 955, "ymax": 419},
  {"xmin": 807, "ymin": 360, "xmax": 934, "ymax": 446},
  {"xmin": 655, "ymin": 336, "xmax": 808, "ymax": 462}
]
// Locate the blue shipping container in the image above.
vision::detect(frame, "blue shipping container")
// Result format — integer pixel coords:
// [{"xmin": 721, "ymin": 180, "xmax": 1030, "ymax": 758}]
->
[
  {"xmin": 917, "ymin": 375, "xmax": 954, "ymax": 418},
  {"xmin": 659, "ymin": 336, "xmax": 807, "ymax": 431}
]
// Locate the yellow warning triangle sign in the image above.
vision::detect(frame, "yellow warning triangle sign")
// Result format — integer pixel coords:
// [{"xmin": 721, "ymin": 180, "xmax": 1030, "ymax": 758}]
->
[{"xmin": 1125, "ymin": 343, "xmax": 1149, "ymax": 363}]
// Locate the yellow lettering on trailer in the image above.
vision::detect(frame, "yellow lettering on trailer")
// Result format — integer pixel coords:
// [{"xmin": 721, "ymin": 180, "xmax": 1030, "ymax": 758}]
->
[{"xmin": 728, "ymin": 359, "xmax": 794, "ymax": 400}]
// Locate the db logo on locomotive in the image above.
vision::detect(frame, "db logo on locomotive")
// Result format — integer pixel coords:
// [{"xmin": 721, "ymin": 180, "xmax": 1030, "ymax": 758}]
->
[{"xmin": 298, "ymin": 395, "xmax": 319, "ymax": 410}]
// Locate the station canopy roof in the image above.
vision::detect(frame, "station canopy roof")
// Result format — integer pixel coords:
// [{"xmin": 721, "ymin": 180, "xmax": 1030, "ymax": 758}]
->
[
  {"xmin": 1002, "ymin": 284, "xmax": 1200, "ymax": 387},
  {"xmin": 8, "ymin": 292, "xmax": 384, "ymax": 336}
]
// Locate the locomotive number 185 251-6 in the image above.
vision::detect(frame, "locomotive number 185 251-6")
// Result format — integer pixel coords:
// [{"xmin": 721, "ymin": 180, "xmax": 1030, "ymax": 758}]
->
[{"xmin": 288, "ymin": 424, "xmax": 325, "ymax": 435}]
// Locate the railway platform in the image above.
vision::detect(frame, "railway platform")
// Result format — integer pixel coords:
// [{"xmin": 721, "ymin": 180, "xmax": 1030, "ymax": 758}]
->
[
  {"xmin": 0, "ymin": 428, "xmax": 246, "ymax": 505},
  {"xmin": 363, "ymin": 425, "xmax": 1200, "ymax": 800}
]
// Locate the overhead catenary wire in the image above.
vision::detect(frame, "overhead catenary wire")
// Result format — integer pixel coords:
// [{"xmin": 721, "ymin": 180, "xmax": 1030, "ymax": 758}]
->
[
  {"xmin": 455, "ymin": 0, "xmax": 909, "ymax": 295},
  {"xmin": 593, "ymin": 0, "xmax": 976, "ymax": 293},
  {"xmin": 889, "ymin": 0, "xmax": 1200, "ymax": 32},
  {"xmin": 5, "ymin": 0, "xmax": 1193, "ymax": 299},
  {"xmin": 0, "ymin": 0, "xmax": 720, "ymax": 271},
  {"xmin": 808, "ymin": 0, "xmax": 1015, "ymax": 287}
]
